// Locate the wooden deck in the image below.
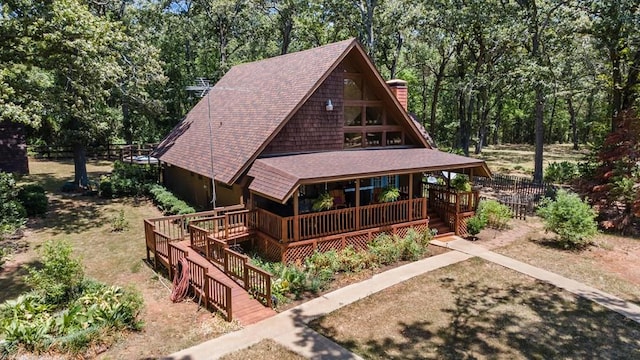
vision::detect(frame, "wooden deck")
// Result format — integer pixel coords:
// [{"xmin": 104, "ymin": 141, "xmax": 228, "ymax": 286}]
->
[{"xmin": 166, "ymin": 240, "xmax": 276, "ymax": 325}]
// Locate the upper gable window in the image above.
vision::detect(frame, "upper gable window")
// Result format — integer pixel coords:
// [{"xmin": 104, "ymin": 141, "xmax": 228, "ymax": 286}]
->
[{"xmin": 344, "ymin": 77, "xmax": 362, "ymax": 100}]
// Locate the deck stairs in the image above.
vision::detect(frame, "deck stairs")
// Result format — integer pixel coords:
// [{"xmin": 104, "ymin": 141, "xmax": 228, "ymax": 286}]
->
[
  {"xmin": 171, "ymin": 240, "xmax": 276, "ymax": 325},
  {"xmin": 429, "ymin": 213, "xmax": 455, "ymax": 239}
]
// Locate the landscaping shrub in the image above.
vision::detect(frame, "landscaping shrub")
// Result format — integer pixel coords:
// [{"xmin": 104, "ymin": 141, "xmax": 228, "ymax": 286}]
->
[
  {"xmin": 0, "ymin": 172, "xmax": 27, "ymax": 235},
  {"xmin": 100, "ymin": 161, "xmax": 157, "ymax": 198},
  {"xmin": 0, "ymin": 247, "xmax": 9, "ymax": 268},
  {"xmin": 17, "ymin": 184, "xmax": 48, "ymax": 216},
  {"xmin": 252, "ymin": 229, "xmax": 434, "ymax": 306},
  {"xmin": 25, "ymin": 239, "xmax": 84, "ymax": 304},
  {"xmin": 544, "ymin": 161, "xmax": 579, "ymax": 184},
  {"xmin": 466, "ymin": 215, "xmax": 486, "ymax": 238},
  {"xmin": 148, "ymin": 184, "xmax": 195, "ymax": 215},
  {"xmin": 110, "ymin": 209, "xmax": 129, "ymax": 232},
  {"xmin": 476, "ymin": 199, "xmax": 512, "ymax": 229},
  {"xmin": 537, "ymin": 189, "xmax": 598, "ymax": 249},
  {"xmin": 0, "ymin": 242, "xmax": 143, "ymax": 357}
]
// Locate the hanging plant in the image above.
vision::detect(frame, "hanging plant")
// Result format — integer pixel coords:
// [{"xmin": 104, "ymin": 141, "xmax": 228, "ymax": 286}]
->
[
  {"xmin": 378, "ymin": 186, "xmax": 400, "ymax": 203},
  {"xmin": 312, "ymin": 192, "xmax": 334, "ymax": 211},
  {"xmin": 451, "ymin": 175, "xmax": 472, "ymax": 192}
]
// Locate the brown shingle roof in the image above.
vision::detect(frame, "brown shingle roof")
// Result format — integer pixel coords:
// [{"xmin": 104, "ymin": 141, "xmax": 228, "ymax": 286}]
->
[
  {"xmin": 154, "ymin": 39, "xmax": 357, "ymax": 184},
  {"xmin": 247, "ymin": 148, "xmax": 491, "ymax": 202}
]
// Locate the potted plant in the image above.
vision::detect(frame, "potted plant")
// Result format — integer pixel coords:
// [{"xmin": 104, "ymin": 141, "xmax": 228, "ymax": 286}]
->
[
  {"xmin": 312, "ymin": 192, "xmax": 334, "ymax": 211},
  {"xmin": 378, "ymin": 186, "xmax": 400, "ymax": 203}
]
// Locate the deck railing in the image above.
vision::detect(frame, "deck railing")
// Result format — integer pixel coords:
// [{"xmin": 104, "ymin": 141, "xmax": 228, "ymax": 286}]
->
[
  {"xmin": 166, "ymin": 243, "xmax": 233, "ymax": 320},
  {"xmin": 428, "ymin": 185, "xmax": 480, "ymax": 236},
  {"xmin": 187, "ymin": 221, "xmax": 272, "ymax": 307},
  {"xmin": 258, "ymin": 198, "xmax": 427, "ymax": 243}
]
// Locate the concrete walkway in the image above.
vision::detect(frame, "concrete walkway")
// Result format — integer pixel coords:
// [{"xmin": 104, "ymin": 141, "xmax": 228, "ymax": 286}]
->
[{"xmin": 165, "ymin": 237, "xmax": 640, "ymax": 360}]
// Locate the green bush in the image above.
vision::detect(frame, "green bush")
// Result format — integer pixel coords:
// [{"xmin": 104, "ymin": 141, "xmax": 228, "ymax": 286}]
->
[
  {"xmin": 544, "ymin": 161, "xmax": 579, "ymax": 184},
  {"xmin": 148, "ymin": 184, "xmax": 195, "ymax": 215},
  {"xmin": 537, "ymin": 189, "xmax": 598, "ymax": 249},
  {"xmin": 0, "ymin": 244, "xmax": 143, "ymax": 357},
  {"xmin": 99, "ymin": 176, "xmax": 114, "ymax": 198},
  {"xmin": 17, "ymin": 184, "xmax": 48, "ymax": 217},
  {"xmin": 466, "ymin": 215, "xmax": 486, "ymax": 237},
  {"xmin": 25, "ymin": 240, "xmax": 84, "ymax": 304},
  {"xmin": 476, "ymin": 199, "xmax": 512, "ymax": 229},
  {"xmin": 0, "ymin": 247, "xmax": 10, "ymax": 268},
  {"xmin": 0, "ymin": 172, "xmax": 27, "ymax": 235},
  {"xmin": 110, "ymin": 209, "xmax": 129, "ymax": 232},
  {"xmin": 0, "ymin": 281, "xmax": 143, "ymax": 355},
  {"xmin": 100, "ymin": 161, "xmax": 157, "ymax": 198}
]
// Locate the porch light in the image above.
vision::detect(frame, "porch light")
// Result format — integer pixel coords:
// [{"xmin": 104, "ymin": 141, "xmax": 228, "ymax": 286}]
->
[{"xmin": 325, "ymin": 99, "xmax": 334, "ymax": 111}]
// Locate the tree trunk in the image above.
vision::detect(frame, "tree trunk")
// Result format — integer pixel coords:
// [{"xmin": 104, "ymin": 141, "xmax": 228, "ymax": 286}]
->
[
  {"xmin": 74, "ymin": 144, "xmax": 89, "ymax": 188},
  {"xmin": 567, "ymin": 95, "xmax": 578, "ymax": 150},
  {"xmin": 122, "ymin": 96, "xmax": 132, "ymax": 144},
  {"xmin": 533, "ymin": 85, "xmax": 544, "ymax": 183},
  {"xmin": 430, "ymin": 61, "xmax": 446, "ymax": 137}
]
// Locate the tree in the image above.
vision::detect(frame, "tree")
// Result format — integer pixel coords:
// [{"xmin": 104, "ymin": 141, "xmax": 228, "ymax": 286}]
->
[{"xmin": 1, "ymin": 0, "xmax": 135, "ymax": 186}]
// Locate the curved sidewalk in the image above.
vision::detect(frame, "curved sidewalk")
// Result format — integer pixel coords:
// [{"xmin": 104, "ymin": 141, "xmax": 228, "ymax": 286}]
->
[{"xmin": 164, "ymin": 237, "xmax": 640, "ymax": 360}]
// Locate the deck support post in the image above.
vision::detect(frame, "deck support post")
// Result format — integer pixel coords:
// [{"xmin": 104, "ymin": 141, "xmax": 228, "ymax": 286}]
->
[
  {"xmin": 355, "ymin": 179, "xmax": 361, "ymax": 230},
  {"xmin": 408, "ymin": 175, "xmax": 413, "ymax": 221},
  {"xmin": 293, "ymin": 190, "xmax": 299, "ymax": 241}
]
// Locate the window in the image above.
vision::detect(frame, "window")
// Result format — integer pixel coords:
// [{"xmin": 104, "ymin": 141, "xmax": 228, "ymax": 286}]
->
[
  {"xmin": 387, "ymin": 132, "xmax": 402, "ymax": 145},
  {"xmin": 365, "ymin": 132, "xmax": 382, "ymax": 146},
  {"xmin": 365, "ymin": 107, "xmax": 383, "ymax": 125},
  {"xmin": 372, "ymin": 175, "xmax": 398, "ymax": 188},
  {"xmin": 344, "ymin": 77, "xmax": 362, "ymax": 100},
  {"xmin": 344, "ymin": 106, "xmax": 362, "ymax": 126},
  {"xmin": 344, "ymin": 133, "xmax": 362, "ymax": 148}
]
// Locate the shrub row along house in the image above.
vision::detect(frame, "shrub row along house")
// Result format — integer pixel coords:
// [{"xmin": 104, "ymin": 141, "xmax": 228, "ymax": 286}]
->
[
  {"xmin": 144, "ymin": 38, "xmax": 491, "ymax": 323},
  {"xmin": 148, "ymin": 38, "xmax": 490, "ymax": 264}
]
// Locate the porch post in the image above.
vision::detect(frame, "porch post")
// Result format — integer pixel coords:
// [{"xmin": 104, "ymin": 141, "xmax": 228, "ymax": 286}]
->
[
  {"xmin": 355, "ymin": 179, "xmax": 361, "ymax": 230},
  {"xmin": 408, "ymin": 174, "xmax": 413, "ymax": 221},
  {"xmin": 293, "ymin": 189, "xmax": 300, "ymax": 241}
]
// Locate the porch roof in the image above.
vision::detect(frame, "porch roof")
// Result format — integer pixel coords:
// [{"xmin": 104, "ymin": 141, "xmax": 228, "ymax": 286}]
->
[{"xmin": 247, "ymin": 148, "xmax": 491, "ymax": 203}]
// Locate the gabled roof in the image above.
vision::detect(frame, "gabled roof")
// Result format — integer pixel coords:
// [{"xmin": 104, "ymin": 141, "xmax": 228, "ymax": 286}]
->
[
  {"xmin": 154, "ymin": 39, "xmax": 357, "ymax": 184},
  {"xmin": 154, "ymin": 38, "xmax": 432, "ymax": 185},
  {"xmin": 248, "ymin": 148, "xmax": 491, "ymax": 203}
]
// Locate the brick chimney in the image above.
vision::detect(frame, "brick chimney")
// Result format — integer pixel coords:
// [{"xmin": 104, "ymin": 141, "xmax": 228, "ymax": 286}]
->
[{"xmin": 386, "ymin": 79, "xmax": 408, "ymax": 111}]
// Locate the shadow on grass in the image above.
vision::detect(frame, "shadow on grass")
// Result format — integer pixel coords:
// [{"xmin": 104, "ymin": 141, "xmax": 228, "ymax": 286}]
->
[
  {"xmin": 0, "ymin": 259, "xmax": 41, "ymax": 303},
  {"xmin": 310, "ymin": 277, "xmax": 640, "ymax": 359}
]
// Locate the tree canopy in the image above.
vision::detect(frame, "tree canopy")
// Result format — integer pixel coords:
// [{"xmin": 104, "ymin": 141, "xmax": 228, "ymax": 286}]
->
[{"xmin": 1, "ymin": 0, "xmax": 639, "ymax": 187}]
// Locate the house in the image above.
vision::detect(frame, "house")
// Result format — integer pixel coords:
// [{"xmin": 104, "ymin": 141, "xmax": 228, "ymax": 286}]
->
[
  {"xmin": 0, "ymin": 121, "xmax": 29, "ymax": 175},
  {"xmin": 152, "ymin": 38, "xmax": 490, "ymax": 263}
]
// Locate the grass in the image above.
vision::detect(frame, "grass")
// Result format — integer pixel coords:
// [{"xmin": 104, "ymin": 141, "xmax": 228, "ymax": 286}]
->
[
  {"xmin": 1, "ymin": 159, "xmax": 240, "ymax": 358},
  {"xmin": 310, "ymin": 258, "xmax": 640, "ymax": 359},
  {"xmin": 495, "ymin": 231, "xmax": 640, "ymax": 305},
  {"xmin": 476, "ymin": 143, "xmax": 589, "ymax": 176},
  {"xmin": 219, "ymin": 339, "xmax": 305, "ymax": 360}
]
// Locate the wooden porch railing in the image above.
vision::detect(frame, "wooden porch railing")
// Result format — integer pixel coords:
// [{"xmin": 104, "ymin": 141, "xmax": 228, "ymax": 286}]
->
[
  {"xmin": 166, "ymin": 243, "xmax": 233, "ymax": 320},
  {"xmin": 188, "ymin": 222, "xmax": 272, "ymax": 307},
  {"xmin": 428, "ymin": 185, "xmax": 479, "ymax": 236},
  {"xmin": 257, "ymin": 198, "xmax": 427, "ymax": 243}
]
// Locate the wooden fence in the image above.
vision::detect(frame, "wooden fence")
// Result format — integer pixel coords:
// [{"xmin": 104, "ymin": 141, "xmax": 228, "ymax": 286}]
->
[
  {"xmin": 475, "ymin": 174, "xmax": 552, "ymax": 196},
  {"xmin": 30, "ymin": 143, "xmax": 158, "ymax": 162}
]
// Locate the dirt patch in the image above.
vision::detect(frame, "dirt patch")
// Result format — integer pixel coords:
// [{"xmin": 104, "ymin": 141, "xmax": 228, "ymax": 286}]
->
[{"xmin": 220, "ymin": 339, "xmax": 305, "ymax": 360}]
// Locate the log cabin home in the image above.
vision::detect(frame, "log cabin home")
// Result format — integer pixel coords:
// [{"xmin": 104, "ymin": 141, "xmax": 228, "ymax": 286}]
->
[{"xmin": 148, "ymin": 38, "xmax": 491, "ymax": 267}]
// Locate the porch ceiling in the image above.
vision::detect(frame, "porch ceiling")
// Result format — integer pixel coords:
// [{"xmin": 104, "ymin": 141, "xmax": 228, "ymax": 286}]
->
[{"xmin": 247, "ymin": 148, "xmax": 491, "ymax": 203}]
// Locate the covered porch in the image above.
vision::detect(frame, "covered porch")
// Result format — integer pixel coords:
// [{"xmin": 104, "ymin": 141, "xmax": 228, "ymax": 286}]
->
[{"xmin": 246, "ymin": 148, "xmax": 490, "ymax": 249}]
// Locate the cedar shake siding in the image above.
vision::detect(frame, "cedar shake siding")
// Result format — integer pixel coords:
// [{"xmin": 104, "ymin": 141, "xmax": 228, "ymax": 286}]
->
[
  {"xmin": 262, "ymin": 67, "xmax": 344, "ymax": 155},
  {"xmin": 0, "ymin": 122, "xmax": 29, "ymax": 175}
]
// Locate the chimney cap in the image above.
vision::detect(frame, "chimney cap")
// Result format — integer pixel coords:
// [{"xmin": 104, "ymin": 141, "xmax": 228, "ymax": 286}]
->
[{"xmin": 386, "ymin": 79, "xmax": 408, "ymax": 87}]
